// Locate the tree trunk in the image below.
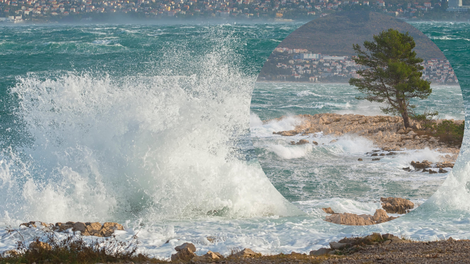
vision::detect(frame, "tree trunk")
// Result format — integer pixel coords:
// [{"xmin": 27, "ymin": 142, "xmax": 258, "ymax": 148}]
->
[{"xmin": 401, "ymin": 108, "xmax": 410, "ymax": 128}]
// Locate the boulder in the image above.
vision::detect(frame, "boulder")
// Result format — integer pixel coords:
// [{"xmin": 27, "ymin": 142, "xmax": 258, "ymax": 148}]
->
[
  {"xmin": 100, "ymin": 222, "xmax": 124, "ymax": 237},
  {"xmin": 372, "ymin": 209, "xmax": 393, "ymax": 224},
  {"xmin": 55, "ymin": 222, "xmax": 74, "ymax": 232},
  {"xmin": 312, "ymin": 141, "xmax": 319, "ymax": 145},
  {"xmin": 380, "ymin": 197, "xmax": 414, "ymax": 214},
  {"xmin": 171, "ymin": 243, "xmax": 197, "ymax": 261},
  {"xmin": 411, "ymin": 160, "xmax": 432, "ymax": 169},
  {"xmin": 309, "ymin": 248, "xmax": 331, "ymax": 256},
  {"xmin": 325, "ymin": 213, "xmax": 375, "ymax": 226},
  {"xmin": 329, "ymin": 242, "xmax": 348, "ymax": 250},
  {"xmin": 233, "ymin": 248, "xmax": 261, "ymax": 258},
  {"xmin": 296, "ymin": 139, "xmax": 309, "ymax": 145},
  {"xmin": 20, "ymin": 221, "xmax": 52, "ymax": 229},
  {"xmin": 192, "ymin": 251, "xmax": 223, "ymax": 262},
  {"xmin": 322, "ymin": 207, "xmax": 335, "ymax": 214},
  {"xmin": 358, "ymin": 158, "xmax": 363, "ymax": 161}
]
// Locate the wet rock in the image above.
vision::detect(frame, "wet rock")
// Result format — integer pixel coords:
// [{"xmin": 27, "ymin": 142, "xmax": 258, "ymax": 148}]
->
[
  {"xmin": 312, "ymin": 141, "xmax": 318, "ymax": 145},
  {"xmin": 330, "ymin": 139, "xmax": 338, "ymax": 144},
  {"xmin": 322, "ymin": 207, "xmax": 335, "ymax": 214},
  {"xmin": 52, "ymin": 221, "xmax": 124, "ymax": 237},
  {"xmin": 100, "ymin": 222, "xmax": 124, "ymax": 237},
  {"xmin": 439, "ymin": 168, "xmax": 447, "ymax": 173},
  {"xmin": 372, "ymin": 209, "xmax": 394, "ymax": 224},
  {"xmin": 358, "ymin": 158, "xmax": 363, "ymax": 161},
  {"xmin": 372, "ymin": 158, "xmax": 380, "ymax": 161},
  {"xmin": 325, "ymin": 213, "xmax": 375, "ymax": 226},
  {"xmin": 274, "ymin": 130, "xmax": 297, "ymax": 136},
  {"xmin": 411, "ymin": 160, "xmax": 432, "ymax": 169},
  {"xmin": 402, "ymin": 167, "xmax": 411, "ymax": 172},
  {"xmin": 171, "ymin": 243, "xmax": 197, "ymax": 261},
  {"xmin": 429, "ymin": 170, "xmax": 437, "ymax": 174},
  {"xmin": 381, "ymin": 197, "xmax": 414, "ymax": 214},
  {"xmin": 20, "ymin": 221, "xmax": 52, "ymax": 229},
  {"xmin": 233, "ymin": 248, "xmax": 261, "ymax": 258}
]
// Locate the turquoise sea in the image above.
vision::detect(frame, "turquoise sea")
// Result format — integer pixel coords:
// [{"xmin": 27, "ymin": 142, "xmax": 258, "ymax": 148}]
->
[{"xmin": 1, "ymin": 21, "xmax": 470, "ymax": 259}]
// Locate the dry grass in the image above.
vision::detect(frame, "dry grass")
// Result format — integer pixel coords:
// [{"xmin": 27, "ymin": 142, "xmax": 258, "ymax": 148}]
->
[{"xmin": 0, "ymin": 230, "xmax": 167, "ymax": 264}]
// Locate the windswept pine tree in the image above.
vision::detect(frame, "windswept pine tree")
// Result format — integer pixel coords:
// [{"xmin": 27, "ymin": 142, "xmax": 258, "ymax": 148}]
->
[{"xmin": 349, "ymin": 28, "xmax": 432, "ymax": 128}]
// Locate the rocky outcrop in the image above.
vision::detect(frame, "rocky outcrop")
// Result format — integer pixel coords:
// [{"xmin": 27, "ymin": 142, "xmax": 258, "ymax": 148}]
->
[
  {"xmin": 170, "ymin": 243, "xmax": 226, "ymax": 262},
  {"xmin": 273, "ymin": 113, "xmax": 462, "ymax": 162},
  {"xmin": 324, "ymin": 198, "xmax": 410, "ymax": 226},
  {"xmin": 19, "ymin": 221, "xmax": 124, "ymax": 237},
  {"xmin": 290, "ymin": 139, "xmax": 309, "ymax": 145},
  {"xmin": 324, "ymin": 209, "xmax": 397, "ymax": 226},
  {"xmin": 233, "ymin": 248, "xmax": 262, "ymax": 258},
  {"xmin": 380, "ymin": 197, "xmax": 414, "ymax": 214},
  {"xmin": 171, "ymin": 243, "xmax": 197, "ymax": 261},
  {"xmin": 310, "ymin": 233, "xmax": 412, "ymax": 256}
]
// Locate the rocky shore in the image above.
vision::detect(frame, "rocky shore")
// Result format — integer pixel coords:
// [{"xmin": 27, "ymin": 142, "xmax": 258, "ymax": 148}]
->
[
  {"xmin": 19, "ymin": 220, "xmax": 124, "ymax": 237},
  {"xmin": 323, "ymin": 197, "xmax": 414, "ymax": 226},
  {"xmin": 274, "ymin": 113, "xmax": 462, "ymax": 163},
  {"xmin": 4, "ymin": 220, "xmax": 470, "ymax": 264},
  {"xmin": 166, "ymin": 234, "xmax": 470, "ymax": 264}
]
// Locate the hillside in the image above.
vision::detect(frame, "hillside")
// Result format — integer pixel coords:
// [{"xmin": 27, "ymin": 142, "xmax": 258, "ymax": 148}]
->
[{"xmin": 275, "ymin": 11, "xmax": 445, "ymax": 60}]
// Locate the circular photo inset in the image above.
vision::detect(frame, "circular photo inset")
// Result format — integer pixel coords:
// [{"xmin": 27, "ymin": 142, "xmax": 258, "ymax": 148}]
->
[{"xmin": 250, "ymin": 11, "xmax": 465, "ymax": 225}]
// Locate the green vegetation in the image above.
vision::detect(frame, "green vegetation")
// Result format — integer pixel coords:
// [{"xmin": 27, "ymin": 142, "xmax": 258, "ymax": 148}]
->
[
  {"xmin": 411, "ymin": 112, "xmax": 465, "ymax": 147},
  {"xmin": 349, "ymin": 28, "xmax": 432, "ymax": 128}
]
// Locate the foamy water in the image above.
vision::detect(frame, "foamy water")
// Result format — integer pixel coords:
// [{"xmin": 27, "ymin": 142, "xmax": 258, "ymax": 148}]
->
[{"xmin": 0, "ymin": 22, "xmax": 470, "ymax": 260}]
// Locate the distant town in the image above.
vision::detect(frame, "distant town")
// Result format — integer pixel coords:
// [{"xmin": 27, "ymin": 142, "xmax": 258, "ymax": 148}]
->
[
  {"xmin": 258, "ymin": 47, "xmax": 459, "ymax": 85},
  {"xmin": 0, "ymin": 0, "xmax": 469, "ymax": 23}
]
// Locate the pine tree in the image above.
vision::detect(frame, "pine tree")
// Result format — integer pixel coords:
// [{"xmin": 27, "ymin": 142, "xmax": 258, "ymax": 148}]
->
[{"xmin": 349, "ymin": 28, "xmax": 432, "ymax": 128}]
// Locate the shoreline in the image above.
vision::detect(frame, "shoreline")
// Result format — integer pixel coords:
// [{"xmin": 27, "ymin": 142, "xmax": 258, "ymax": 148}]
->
[
  {"xmin": 272, "ymin": 113, "xmax": 462, "ymax": 163},
  {"xmin": 3, "ymin": 226, "xmax": 469, "ymax": 263}
]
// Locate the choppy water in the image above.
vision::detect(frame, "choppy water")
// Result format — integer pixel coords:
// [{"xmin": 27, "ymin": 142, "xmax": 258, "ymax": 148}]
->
[{"xmin": 0, "ymin": 21, "xmax": 470, "ymax": 259}]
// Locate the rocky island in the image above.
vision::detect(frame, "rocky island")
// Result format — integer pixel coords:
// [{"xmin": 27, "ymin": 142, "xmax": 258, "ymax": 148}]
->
[{"xmin": 274, "ymin": 113, "xmax": 463, "ymax": 164}]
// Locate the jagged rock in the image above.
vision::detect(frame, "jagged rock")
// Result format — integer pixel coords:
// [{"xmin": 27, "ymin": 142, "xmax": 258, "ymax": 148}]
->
[
  {"xmin": 233, "ymin": 248, "xmax": 261, "ymax": 258},
  {"xmin": 55, "ymin": 222, "xmax": 74, "ymax": 231},
  {"xmin": 411, "ymin": 160, "xmax": 432, "ymax": 169},
  {"xmin": 381, "ymin": 197, "xmax": 414, "ymax": 214},
  {"xmin": 358, "ymin": 158, "xmax": 363, "ymax": 161},
  {"xmin": 325, "ymin": 213, "xmax": 375, "ymax": 226},
  {"xmin": 402, "ymin": 167, "xmax": 411, "ymax": 172},
  {"xmin": 322, "ymin": 207, "xmax": 335, "ymax": 214},
  {"xmin": 295, "ymin": 139, "xmax": 309, "ymax": 145},
  {"xmin": 274, "ymin": 130, "xmax": 297, "ymax": 136},
  {"xmin": 29, "ymin": 241, "xmax": 52, "ymax": 252},
  {"xmin": 439, "ymin": 168, "xmax": 447, "ymax": 173},
  {"xmin": 429, "ymin": 170, "xmax": 437, "ymax": 174},
  {"xmin": 372, "ymin": 209, "xmax": 394, "ymax": 224},
  {"xmin": 192, "ymin": 251, "xmax": 223, "ymax": 262},
  {"xmin": 100, "ymin": 222, "xmax": 124, "ymax": 237},
  {"xmin": 171, "ymin": 243, "xmax": 197, "ymax": 261},
  {"xmin": 309, "ymin": 248, "xmax": 331, "ymax": 256},
  {"xmin": 20, "ymin": 221, "xmax": 52, "ymax": 228},
  {"xmin": 372, "ymin": 158, "xmax": 380, "ymax": 161}
]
